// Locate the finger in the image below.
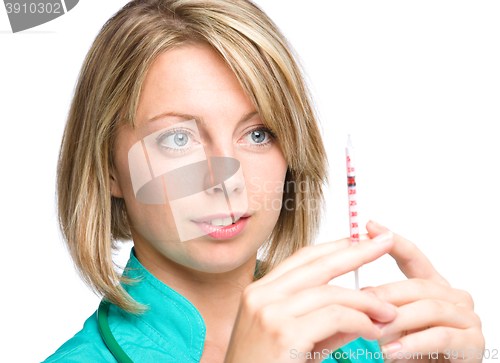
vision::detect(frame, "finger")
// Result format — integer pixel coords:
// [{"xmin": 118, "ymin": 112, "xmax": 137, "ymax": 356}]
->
[
  {"xmin": 380, "ymin": 326, "xmax": 482, "ymax": 361},
  {"xmin": 366, "ymin": 220, "xmax": 450, "ymax": 286},
  {"xmin": 292, "ymin": 304, "xmax": 382, "ymax": 344},
  {"xmin": 377, "ymin": 330, "xmax": 403, "ymax": 349},
  {"xmin": 274, "ymin": 284, "xmax": 397, "ymax": 323},
  {"xmin": 379, "ymin": 299, "xmax": 480, "ymax": 338},
  {"xmin": 255, "ymin": 233, "xmax": 372, "ymax": 285},
  {"xmin": 361, "ymin": 278, "xmax": 474, "ymax": 309},
  {"xmin": 261, "ymin": 231, "xmax": 394, "ymax": 295}
]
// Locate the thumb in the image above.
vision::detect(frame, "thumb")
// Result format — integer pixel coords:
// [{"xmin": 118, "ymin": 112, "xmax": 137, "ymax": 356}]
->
[{"xmin": 366, "ymin": 220, "xmax": 389, "ymax": 239}]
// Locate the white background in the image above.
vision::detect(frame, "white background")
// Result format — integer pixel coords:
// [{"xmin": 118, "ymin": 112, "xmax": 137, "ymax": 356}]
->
[{"xmin": 1, "ymin": 1, "xmax": 499, "ymax": 362}]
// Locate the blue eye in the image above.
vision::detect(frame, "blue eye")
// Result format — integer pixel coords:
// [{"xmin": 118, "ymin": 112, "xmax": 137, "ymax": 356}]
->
[
  {"xmin": 243, "ymin": 127, "xmax": 276, "ymax": 147},
  {"xmin": 251, "ymin": 130, "xmax": 266, "ymax": 143},
  {"xmin": 172, "ymin": 133, "xmax": 188, "ymax": 146},
  {"xmin": 156, "ymin": 128, "xmax": 197, "ymax": 155}
]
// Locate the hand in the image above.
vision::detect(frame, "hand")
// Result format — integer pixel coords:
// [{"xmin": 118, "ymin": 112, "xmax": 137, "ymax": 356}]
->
[
  {"xmin": 224, "ymin": 232, "xmax": 398, "ymax": 363},
  {"xmin": 362, "ymin": 221, "xmax": 485, "ymax": 363}
]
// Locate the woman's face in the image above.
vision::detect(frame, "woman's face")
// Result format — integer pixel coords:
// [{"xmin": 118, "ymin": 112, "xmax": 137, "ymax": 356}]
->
[{"xmin": 110, "ymin": 44, "xmax": 288, "ymax": 273}]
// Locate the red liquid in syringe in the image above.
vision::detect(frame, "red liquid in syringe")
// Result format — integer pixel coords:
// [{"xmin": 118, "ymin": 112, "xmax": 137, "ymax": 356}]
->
[{"xmin": 346, "ymin": 136, "xmax": 359, "ymax": 244}]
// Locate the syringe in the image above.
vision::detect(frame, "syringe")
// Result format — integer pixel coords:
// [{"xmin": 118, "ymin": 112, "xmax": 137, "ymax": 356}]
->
[{"xmin": 346, "ymin": 134, "xmax": 360, "ymax": 290}]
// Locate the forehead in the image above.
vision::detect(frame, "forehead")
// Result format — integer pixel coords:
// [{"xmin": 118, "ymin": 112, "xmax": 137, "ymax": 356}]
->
[{"xmin": 137, "ymin": 44, "xmax": 249, "ymax": 122}]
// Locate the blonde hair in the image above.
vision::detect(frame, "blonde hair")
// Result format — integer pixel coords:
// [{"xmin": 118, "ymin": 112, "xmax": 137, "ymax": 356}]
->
[{"xmin": 57, "ymin": 0, "xmax": 329, "ymax": 315}]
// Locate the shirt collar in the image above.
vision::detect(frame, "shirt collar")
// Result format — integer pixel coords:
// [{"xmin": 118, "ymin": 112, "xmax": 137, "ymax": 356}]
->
[{"xmin": 120, "ymin": 247, "xmax": 260, "ymax": 361}]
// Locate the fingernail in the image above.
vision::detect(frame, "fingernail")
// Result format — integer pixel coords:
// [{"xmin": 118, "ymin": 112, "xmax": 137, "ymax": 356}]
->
[
  {"xmin": 384, "ymin": 302, "xmax": 397, "ymax": 313},
  {"xmin": 382, "ymin": 342, "xmax": 402, "ymax": 353},
  {"xmin": 374, "ymin": 322, "xmax": 386, "ymax": 329},
  {"xmin": 364, "ymin": 291, "xmax": 376, "ymax": 297},
  {"xmin": 372, "ymin": 231, "xmax": 393, "ymax": 244},
  {"xmin": 371, "ymin": 220, "xmax": 386, "ymax": 229}
]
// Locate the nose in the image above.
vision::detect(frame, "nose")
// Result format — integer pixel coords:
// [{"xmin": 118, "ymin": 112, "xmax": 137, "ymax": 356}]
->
[{"xmin": 204, "ymin": 156, "xmax": 245, "ymax": 196}]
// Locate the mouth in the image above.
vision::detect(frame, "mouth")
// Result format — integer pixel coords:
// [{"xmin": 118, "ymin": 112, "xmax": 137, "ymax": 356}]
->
[
  {"xmin": 192, "ymin": 212, "xmax": 250, "ymax": 225},
  {"xmin": 191, "ymin": 213, "xmax": 251, "ymax": 239}
]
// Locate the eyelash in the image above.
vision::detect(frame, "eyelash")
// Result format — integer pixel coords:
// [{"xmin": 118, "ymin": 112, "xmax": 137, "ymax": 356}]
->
[
  {"xmin": 245, "ymin": 126, "xmax": 277, "ymax": 148},
  {"xmin": 156, "ymin": 128, "xmax": 196, "ymax": 155},
  {"xmin": 155, "ymin": 126, "xmax": 277, "ymax": 154}
]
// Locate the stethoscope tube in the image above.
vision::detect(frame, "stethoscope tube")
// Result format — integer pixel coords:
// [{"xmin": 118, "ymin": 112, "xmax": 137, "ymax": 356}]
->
[
  {"xmin": 97, "ymin": 298, "xmax": 352, "ymax": 363},
  {"xmin": 97, "ymin": 299, "xmax": 135, "ymax": 363}
]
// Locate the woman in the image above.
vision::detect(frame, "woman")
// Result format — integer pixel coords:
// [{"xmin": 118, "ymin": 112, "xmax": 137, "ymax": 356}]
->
[{"xmin": 43, "ymin": 0, "xmax": 484, "ymax": 362}]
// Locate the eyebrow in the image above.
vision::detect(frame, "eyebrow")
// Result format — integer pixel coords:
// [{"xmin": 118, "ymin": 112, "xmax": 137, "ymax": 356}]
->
[{"xmin": 147, "ymin": 110, "xmax": 259, "ymax": 127}]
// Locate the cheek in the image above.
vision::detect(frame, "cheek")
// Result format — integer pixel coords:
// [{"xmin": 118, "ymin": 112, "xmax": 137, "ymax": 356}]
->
[
  {"xmin": 117, "ymin": 155, "xmax": 181, "ymax": 242},
  {"xmin": 244, "ymin": 150, "xmax": 288, "ymax": 214},
  {"xmin": 125, "ymin": 199, "xmax": 180, "ymax": 242}
]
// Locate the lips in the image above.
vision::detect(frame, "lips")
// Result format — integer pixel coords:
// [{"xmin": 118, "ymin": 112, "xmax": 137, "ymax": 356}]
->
[
  {"xmin": 192, "ymin": 216, "xmax": 250, "ymax": 239},
  {"xmin": 191, "ymin": 212, "xmax": 250, "ymax": 223}
]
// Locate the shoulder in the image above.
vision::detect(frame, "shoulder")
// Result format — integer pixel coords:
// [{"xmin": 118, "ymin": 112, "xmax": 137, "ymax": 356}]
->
[
  {"xmin": 42, "ymin": 303, "xmax": 182, "ymax": 363},
  {"xmin": 41, "ymin": 310, "xmax": 117, "ymax": 363}
]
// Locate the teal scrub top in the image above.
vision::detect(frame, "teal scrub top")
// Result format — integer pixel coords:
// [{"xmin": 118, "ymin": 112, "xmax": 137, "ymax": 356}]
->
[{"xmin": 43, "ymin": 247, "xmax": 383, "ymax": 363}]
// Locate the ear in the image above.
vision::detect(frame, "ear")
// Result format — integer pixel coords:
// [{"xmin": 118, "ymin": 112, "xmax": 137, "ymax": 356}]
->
[{"xmin": 109, "ymin": 168, "xmax": 124, "ymax": 198}]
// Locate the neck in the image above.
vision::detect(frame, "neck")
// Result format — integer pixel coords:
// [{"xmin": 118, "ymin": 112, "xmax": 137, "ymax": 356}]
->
[{"xmin": 132, "ymin": 238, "xmax": 257, "ymax": 342}]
